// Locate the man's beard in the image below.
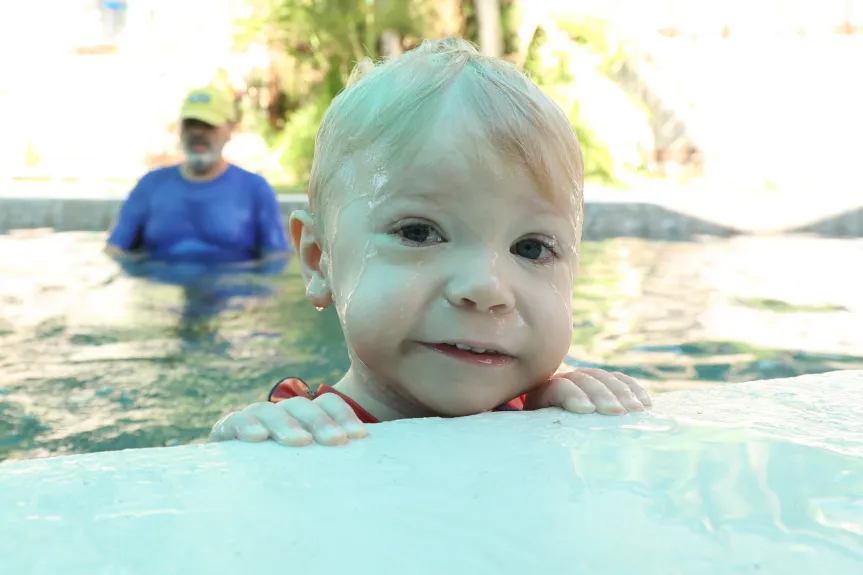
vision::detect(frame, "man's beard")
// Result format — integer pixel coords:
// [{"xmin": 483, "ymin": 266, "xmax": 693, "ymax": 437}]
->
[{"xmin": 184, "ymin": 149, "xmax": 219, "ymax": 175}]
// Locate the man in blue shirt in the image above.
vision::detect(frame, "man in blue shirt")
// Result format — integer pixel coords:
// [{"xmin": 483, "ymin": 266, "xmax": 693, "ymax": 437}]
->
[{"xmin": 106, "ymin": 85, "xmax": 289, "ymax": 272}]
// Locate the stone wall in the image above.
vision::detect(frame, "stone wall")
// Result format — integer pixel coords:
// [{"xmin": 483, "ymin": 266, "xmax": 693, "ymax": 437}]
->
[{"xmin": 2, "ymin": 187, "xmax": 862, "ymax": 239}]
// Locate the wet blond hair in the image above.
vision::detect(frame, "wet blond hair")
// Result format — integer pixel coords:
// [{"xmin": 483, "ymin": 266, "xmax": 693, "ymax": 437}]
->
[{"xmin": 308, "ymin": 37, "xmax": 584, "ymax": 219}]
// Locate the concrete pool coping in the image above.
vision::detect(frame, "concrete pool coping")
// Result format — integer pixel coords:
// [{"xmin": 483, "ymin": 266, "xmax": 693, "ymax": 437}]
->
[
  {"xmin": 1, "ymin": 184, "xmax": 862, "ymax": 240},
  {"xmin": 1, "ymin": 371, "xmax": 862, "ymax": 574}
]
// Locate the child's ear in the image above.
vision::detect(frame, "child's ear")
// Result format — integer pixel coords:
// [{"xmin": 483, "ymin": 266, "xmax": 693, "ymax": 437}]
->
[{"xmin": 289, "ymin": 210, "xmax": 333, "ymax": 309}]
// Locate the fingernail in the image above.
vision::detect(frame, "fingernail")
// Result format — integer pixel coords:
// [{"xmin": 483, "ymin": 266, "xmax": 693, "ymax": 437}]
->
[
  {"xmin": 598, "ymin": 401, "xmax": 626, "ymax": 415},
  {"xmin": 276, "ymin": 429, "xmax": 312, "ymax": 445},
  {"xmin": 343, "ymin": 423, "xmax": 367, "ymax": 437},
  {"xmin": 318, "ymin": 426, "xmax": 348, "ymax": 444}
]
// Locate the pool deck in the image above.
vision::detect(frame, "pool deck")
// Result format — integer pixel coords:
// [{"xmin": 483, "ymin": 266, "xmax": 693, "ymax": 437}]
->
[{"xmin": 1, "ymin": 178, "xmax": 861, "ymax": 239}]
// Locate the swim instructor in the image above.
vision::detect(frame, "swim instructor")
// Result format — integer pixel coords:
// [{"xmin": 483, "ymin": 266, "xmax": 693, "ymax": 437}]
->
[{"xmin": 105, "ymin": 85, "xmax": 289, "ymax": 270}]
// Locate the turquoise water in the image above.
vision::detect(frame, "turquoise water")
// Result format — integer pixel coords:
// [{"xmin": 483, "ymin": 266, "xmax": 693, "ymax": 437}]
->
[{"xmin": 2, "ymin": 231, "xmax": 862, "ymax": 462}]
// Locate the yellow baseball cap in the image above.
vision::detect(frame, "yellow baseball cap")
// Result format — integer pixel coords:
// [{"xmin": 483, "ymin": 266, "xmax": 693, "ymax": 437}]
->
[{"xmin": 179, "ymin": 85, "xmax": 235, "ymax": 126}]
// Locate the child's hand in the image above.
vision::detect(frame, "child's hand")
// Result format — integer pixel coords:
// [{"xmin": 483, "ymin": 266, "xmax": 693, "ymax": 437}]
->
[
  {"xmin": 208, "ymin": 395, "xmax": 368, "ymax": 447},
  {"xmin": 523, "ymin": 368, "xmax": 651, "ymax": 415}
]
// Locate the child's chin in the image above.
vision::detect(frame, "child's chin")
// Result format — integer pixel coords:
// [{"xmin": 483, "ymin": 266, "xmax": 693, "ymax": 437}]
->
[{"xmin": 415, "ymin": 390, "xmax": 508, "ymax": 418}]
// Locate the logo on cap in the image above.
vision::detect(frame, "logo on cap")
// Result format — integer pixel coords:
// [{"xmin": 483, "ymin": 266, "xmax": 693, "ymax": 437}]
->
[{"xmin": 188, "ymin": 93, "xmax": 212, "ymax": 104}]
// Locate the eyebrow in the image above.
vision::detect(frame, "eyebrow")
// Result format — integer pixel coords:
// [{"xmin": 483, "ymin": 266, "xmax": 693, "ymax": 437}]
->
[
  {"xmin": 366, "ymin": 189, "xmax": 459, "ymax": 216},
  {"xmin": 381, "ymin": 181, "xmax": 459, "ymax": 200},
  {"xmin": 378, "ymin": 188, "xmax": 572, "ymax": 232}
]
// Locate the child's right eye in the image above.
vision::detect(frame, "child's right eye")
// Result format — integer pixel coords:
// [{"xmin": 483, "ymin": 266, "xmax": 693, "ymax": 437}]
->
[{"xmin": 393, "ymin": 222, "xmax": 445, "ymax": 246}]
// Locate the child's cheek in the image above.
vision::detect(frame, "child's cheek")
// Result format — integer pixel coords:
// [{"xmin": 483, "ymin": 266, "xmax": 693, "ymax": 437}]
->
[
  {"xmin": 327, "ymin": 232, "xmax": 384, "ymax": 317},
  {"xmin": 338, "ymin": 277, "xmax": 407, "ymax": 375},
  {"xmin": 333, "ymin": 254, "xmax": 414, "ymax": 346},
  {"xmin": 533, "ymin": 269, "xmax": 575, "ymax": 368}
]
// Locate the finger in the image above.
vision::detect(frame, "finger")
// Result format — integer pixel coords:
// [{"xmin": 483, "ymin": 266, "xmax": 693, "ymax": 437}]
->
[
  {"xmin": 249, "ymin": 403, "xmax": 314, "ymax": 447},
  {"xmin": 209, "ymin": 411, "xmax": 269, "ymax": 442},
  {"xmin": 582, "ymin": 369, "xmax": 644, "ymax": 413},
  {"xmin": 552, "ymin": 379, "xmax": 598, "ymax": 414},
  {"xmin": 584, "ymin": 369, "xmax": 644, "ymax": 412},
  {"xmin": 563, "ymin": 371, "xmax": 627, "ymax": 415},
  {"xmin": 523, "ymin": 378, "xmax": 596, "ymax": 413},
  {"xmin": 612, "ymin": 371, "xmax": 652, "ymax": 407},
  {"xmin": 279, "ymin": 396, "xmax": 348, "ymax": 446},
  {"xmin": 209, "ymin": 412, "xmax": 242, "ymax": 442},
  {"xmin": 314, "ymin": 393, "xmax": 368, "ymax": 439}
]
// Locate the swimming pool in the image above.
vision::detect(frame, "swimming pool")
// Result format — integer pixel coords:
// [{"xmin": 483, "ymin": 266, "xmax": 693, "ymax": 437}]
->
[{"xmin": 2, "ymin": 231, "xmax": 863, "ymax": 462}]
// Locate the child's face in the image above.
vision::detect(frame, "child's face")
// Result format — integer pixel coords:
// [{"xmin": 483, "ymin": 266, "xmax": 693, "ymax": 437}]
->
[{"xmin": 317, "ymin": 132, "xmax": 581, "ymax": 416}]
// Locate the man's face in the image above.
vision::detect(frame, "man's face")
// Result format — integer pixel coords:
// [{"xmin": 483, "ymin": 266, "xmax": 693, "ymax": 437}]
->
[
  {"xmin": 180, "ymin": 119, "xmax": 231, "ymax": 175},
  {"xmin": 317, "ymin": 131, "xmax": 582, "ymax": 417}
]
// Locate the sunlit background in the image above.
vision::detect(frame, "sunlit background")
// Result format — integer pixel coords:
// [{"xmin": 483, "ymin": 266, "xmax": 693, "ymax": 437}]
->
[{"xmin": 1, "ymin": 0, "xmax": 862, "ymax": 461}]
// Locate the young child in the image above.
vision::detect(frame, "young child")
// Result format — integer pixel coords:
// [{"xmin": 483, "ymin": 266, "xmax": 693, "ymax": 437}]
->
[{"xmin": 210, "ymin": 37, "xmax": 651, "ymax": 447}]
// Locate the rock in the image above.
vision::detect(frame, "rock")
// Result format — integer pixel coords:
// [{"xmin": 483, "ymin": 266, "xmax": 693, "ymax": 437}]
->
[{"xmin": 0, "ymin": 371, "xmax": 861, "ymax": 574}]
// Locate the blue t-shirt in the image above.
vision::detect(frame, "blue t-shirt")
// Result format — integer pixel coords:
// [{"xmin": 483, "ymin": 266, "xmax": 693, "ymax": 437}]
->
[{"xmin": 107, "ymin": 165, "xmax": 289, "ymax": 265}]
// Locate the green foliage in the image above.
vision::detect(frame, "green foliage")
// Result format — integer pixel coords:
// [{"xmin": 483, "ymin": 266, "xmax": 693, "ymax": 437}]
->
[
  {"xmin": 268, "ymin": 77, "xmax": 332, "ymax": 184},
  {"xmin": 499, "ymin": 0, "xmax": 520, "ymax": 56},
  {"xmin": 523, "ymin": 25, "xmax": 615, "ymax": 183},
  {"xmin": 570, "ymin": 102, "xmax": 615, "ymax": 182},
  {"xmin": 523, "ymin": 26, "xmax": 573, "ymax": 86},
  {"xmin": 555, "ymin": 16, "xmax": 628, "ymax": 76},
  {"xmin": 460, "ymin": 1, "xmax": 478, "ymax": 45},
  {"xmin": 24, "ymin": 143, "xmax": 41, "ymax": 168},
  {"xmin": 237, "ymin": 2, "xmax": 631, "ymax": 185},
  {"xmin": 236, "ymin": 0, "xmax": 432, "ymax": 185},
  {"xmin": 245, "ymin": 0, "xmax": 424, "ymax": 70},
  {"xmin": 555, "ymin": 14, "xmax": 651, "ymax": 123}
]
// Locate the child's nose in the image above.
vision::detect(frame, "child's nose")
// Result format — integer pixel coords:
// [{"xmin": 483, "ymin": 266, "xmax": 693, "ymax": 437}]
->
[{"xmin": 444, "ymin": 255, "xmax": 515, "ymax": 314}]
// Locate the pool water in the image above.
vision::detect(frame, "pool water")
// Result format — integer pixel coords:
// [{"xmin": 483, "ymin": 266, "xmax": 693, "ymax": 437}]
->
[
  {"xmin": 2, "ymin": 231, "xmax": 863, "ymax": 462},
  {"xmin": 0, "ymin": 232, "xmax": 350, "ymax": 461}
]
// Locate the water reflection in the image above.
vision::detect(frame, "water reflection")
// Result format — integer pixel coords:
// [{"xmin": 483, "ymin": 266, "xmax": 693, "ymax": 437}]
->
[
  {"xmin": 566, "ymin": 343, "xmax": 863, "ymax": 385},
  {"xmin": 0, "ymin": 234, "xmax": 349, "ymax": 461},
  {"xmin": 565, "ymin": 420, "xmax": 863, "ymax": 560},
  {"xmin": 1, "ymin": 232, "xmax": 862, "ymax": 461},
  {"xmin": 115, "ymin": 257, "xmax": 287, "ymax": 342},
  {"xmin": 567, "ymin": 237, "xmax": 863, "ymax": 391}
]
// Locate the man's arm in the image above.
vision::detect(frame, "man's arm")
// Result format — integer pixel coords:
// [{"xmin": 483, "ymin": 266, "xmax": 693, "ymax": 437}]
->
[
  {"xmin": 105, "ymin": 174, "xmax": 152, "ymax": 261},
  {"xmin": 251, "ymin": 176, "xmax": 290, "ymax": 274}
]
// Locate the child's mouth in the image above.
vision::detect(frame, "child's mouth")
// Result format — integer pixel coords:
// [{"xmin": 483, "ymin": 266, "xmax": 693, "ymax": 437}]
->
[{"xmin": 424, "ymin": 343, "xmax": 515, "ymax": 366}]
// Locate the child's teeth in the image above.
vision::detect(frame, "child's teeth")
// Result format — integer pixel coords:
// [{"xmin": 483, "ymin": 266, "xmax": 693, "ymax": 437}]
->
[{"xmin": 454, "ymin": 343, "xmax": 488, "ymax": 354}]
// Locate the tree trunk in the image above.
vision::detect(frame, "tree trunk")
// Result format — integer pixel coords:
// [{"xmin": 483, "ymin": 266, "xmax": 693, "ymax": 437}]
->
[
  {"xmin": 474, "ymin": 0, "xmax": 503, "ymax": 57},
  {"xmin": 379, "ymin": 29, "xmax": 403, "ymax": 59},
  {"xmin": 429, "ymin": 0, "xmax": 464, "ymax": 38},
  {"xmin": 267, "ymin": 52, "xmax": 285, "ymax": 130}
]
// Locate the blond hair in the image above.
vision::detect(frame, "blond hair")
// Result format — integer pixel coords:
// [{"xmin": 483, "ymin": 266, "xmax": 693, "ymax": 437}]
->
[{"xmin": 308, "ymin": 37, "xmax": 583, "ymax": 216}]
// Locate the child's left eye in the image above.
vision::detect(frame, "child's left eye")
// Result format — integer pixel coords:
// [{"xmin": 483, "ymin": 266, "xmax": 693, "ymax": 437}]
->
[
  {"xmin": 394, "ymin": 222, "xmax": 445, "ymax": 246},
  {"xmin": 511, "ymin": 237, "xmax": 557, "ymax": 262}
]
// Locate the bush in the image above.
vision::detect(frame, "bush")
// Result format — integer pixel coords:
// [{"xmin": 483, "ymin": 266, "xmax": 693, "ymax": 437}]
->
[
  {"xmin": 243, "ymin": 4, "xmax": 643, "ymax": 185},
  {"xmin": 523, "ymin": 25, "xmax": 616, "ymax": 183},
  {"xmin": 269, "ymin": 94, "xmax": 327, "ymax": 186}
]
